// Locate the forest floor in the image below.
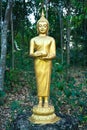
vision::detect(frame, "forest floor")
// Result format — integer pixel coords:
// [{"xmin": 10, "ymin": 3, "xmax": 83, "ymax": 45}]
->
[{"xmin": 0, "ymin": 67, "xmax": 87, "ymax": 130}]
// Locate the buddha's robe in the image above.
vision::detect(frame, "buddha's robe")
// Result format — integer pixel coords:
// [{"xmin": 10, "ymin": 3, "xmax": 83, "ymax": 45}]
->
[
  {"xmin": 30, "ymin": 36, "xmax": 56, "ymax": 97},
  {"xmin": 35, "ymin": 58, "xmax": 52, "ymax": 96}
]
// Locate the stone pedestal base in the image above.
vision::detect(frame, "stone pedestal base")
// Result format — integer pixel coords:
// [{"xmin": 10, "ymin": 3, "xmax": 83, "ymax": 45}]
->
[{"xmin": 29, "ymin": 105, "xmax": 60, "ymax": 124}]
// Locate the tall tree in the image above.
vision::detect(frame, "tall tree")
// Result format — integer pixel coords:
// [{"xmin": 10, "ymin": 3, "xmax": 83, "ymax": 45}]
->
[
  {"xmin": 0, "ymin": 0, "xmax": 13, "ymax": 90},
  {"xmin": 45, "ymin": 0, "xmax": 48, "ymax": 19},
  {"xmin": 63, "ymin": 0, "xmax": 71, "ymax": 80},
  {"xmin": 58, "ymin": 0, "xmax": 64, "ymax": 64},
  {"xmin": 11, "ymin": 8, "xmax": 14, "ymax": 69},
  {"xmin": 66, "ymin": 6, "xmax": 70, "ymax": 67}
]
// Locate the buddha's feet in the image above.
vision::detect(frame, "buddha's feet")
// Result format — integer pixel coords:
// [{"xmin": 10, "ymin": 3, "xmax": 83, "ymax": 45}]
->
[
  {"xmin": 44, "ymin": 102, "xmax": 48, "ymax": 108},
  {"xmin": 37, "ymin": 102, "xmax": 42, "ymax": 108}
]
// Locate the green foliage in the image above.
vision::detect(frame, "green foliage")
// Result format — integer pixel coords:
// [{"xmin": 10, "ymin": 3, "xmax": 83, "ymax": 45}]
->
[
  {"xmin": 0, "ymin": 90, "xmax": 6, "ymax": 97},
  {"xmin": 55, "ymin": 63, "xmax": 64, "ymax": 73},
  {"xmin": 57, "ymin": 82, "xmax": 64, "ymax": 90},
  {"xmin": 64, "ymin": 88, "xmax": 72, "ymax": 97},
  {"xmin": 51, "ymin": 60, "xmax": 87, "ymax": 124},
  {"xmin": 5, "ymin": 68, "xmax": 28, "ymax": 93},
  {"xmin": 10, "ymin": 100, "xmax": 25, "ymax": 120},
  {"xmin": 0, "ymin": 90, "xmax": 6, "ymax": 105},
  {"xmin": 4, "ymin": 59, "xmax": 36, "ymax": 94},
  {"xmin": 10, "ymin": 101, "xmax": 20, "ymax": 111}
]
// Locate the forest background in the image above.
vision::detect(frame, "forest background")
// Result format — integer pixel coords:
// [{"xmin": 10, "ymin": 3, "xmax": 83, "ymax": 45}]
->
[{"xmin": 0, "ymin": 0, "xmax": 87, "ymax": 129}]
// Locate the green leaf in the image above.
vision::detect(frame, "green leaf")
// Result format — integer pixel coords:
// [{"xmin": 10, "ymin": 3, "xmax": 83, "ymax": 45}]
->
[
  {"xmin": 57, "ymin": 82, "xmax": 64, "ymax": 90},
  {"xmin": 0, "ymin": 91, "xmax": 6, "ymax": 97},
  {"xmin": 64, "ymin": 89, "xmax": 71, "ymax": 97},
  {"xmin": 10, "ymin": 101, "xmax": 20, "ymax": 111}
]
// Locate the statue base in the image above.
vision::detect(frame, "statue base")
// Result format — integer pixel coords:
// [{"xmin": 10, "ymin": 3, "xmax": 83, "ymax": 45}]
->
[{"xmin": 29, "ymin": 105, "xmax": 60, "ymax": 124}]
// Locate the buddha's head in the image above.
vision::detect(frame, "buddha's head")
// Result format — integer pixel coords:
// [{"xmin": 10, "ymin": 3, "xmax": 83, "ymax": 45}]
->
[{"xmin": 37, "ymin": 10, "xmax": 49, "ymax": 34}]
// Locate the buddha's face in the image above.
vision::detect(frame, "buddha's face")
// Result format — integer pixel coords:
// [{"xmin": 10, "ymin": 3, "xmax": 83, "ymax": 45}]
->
[{"xmin": 37, "ymin": 21, "xmax": 48, "ymax": 34}]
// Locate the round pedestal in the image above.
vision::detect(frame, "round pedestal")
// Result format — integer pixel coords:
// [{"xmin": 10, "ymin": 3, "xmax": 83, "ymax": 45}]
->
[{"xmin": 29, "ymin": 105, "xmax": 60, "ymax": 124}]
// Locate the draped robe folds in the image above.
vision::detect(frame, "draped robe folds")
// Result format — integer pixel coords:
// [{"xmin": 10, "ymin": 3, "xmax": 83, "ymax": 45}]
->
[
  {"xmin": 30, "ymin": 36, "xmax": 56, "ymax": 97},
  {"xmin": 34, "ymin": 39, "xmax": 52, "ymax": 97},
  {"xmin": 35, "ymin": 58, "xmax": 52, "ymax": 97}
]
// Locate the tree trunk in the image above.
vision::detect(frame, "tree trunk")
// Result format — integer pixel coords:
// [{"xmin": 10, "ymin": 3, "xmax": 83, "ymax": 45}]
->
[
  {"xmin": 21, "ymin": 0, "xmax": 26, "ymax": 69},
  {"xmin": 11, "ymin": 8, "xmax": 14, "ymax": 69},
  {"xmin": 66, "ymin": 5, "xmax": 71, "ymax": 80},
  {"xmin": 0, "ymin": 0, "xmax": 13, "ymax": 90},
  {"xmin": 66, "ymin": 17, "xmax": 70, "ymax": 66},
  {"xmin": 45, "ymin": 0, "xmax": 48, "ymax": 19},
  {"xmin": 0, "ymin": 0, "xmax": 2, "ymax": 41},
  {"xmin": 83, "ymin": 0, "xmax": 87, "ymax": 66},
  {"xmin": 59, "ymin": 0, "xmax": 63, "ymax": 64}
]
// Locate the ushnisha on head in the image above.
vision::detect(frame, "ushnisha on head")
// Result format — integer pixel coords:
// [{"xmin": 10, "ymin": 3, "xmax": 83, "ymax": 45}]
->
[{"xmin": 37, "ymin": 10, "xmax": 49, "ymax": 34}]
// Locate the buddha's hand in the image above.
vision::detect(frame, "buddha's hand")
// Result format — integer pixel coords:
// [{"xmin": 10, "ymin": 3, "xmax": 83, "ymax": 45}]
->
[
  {"xmin": 34, "ymin": 51, "xmax": 47, "ymax": 57},
  {"xmin": 40, "ymin": 56, "xmax": 48, "ymax": 60}
]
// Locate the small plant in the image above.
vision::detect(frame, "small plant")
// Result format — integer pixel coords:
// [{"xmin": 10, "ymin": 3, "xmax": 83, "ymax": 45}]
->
[
  {"xmin": 10, "ymin": 100, "xmax": 24, "ymax": 121},
  {"xmin": 10, "ymin": 101, "xmax": 20, "ymax": 111}
]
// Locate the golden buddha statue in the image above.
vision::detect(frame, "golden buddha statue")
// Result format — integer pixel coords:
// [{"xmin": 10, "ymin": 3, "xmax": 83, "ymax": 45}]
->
[{"xmin": 29, "ymin": 10, "xmax": 60, "ymax": 124}]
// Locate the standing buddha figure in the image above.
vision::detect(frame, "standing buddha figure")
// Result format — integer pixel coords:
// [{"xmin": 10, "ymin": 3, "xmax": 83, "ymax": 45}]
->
[{"xmin": 30, "ymin": 10, "xmax": 56, "ymax": 108}]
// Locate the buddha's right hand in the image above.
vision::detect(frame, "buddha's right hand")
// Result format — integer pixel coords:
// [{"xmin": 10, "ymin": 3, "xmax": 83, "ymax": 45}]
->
[{"xmin": 34, "ymin": 51, "xmax": 42, "ymax": 57}]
